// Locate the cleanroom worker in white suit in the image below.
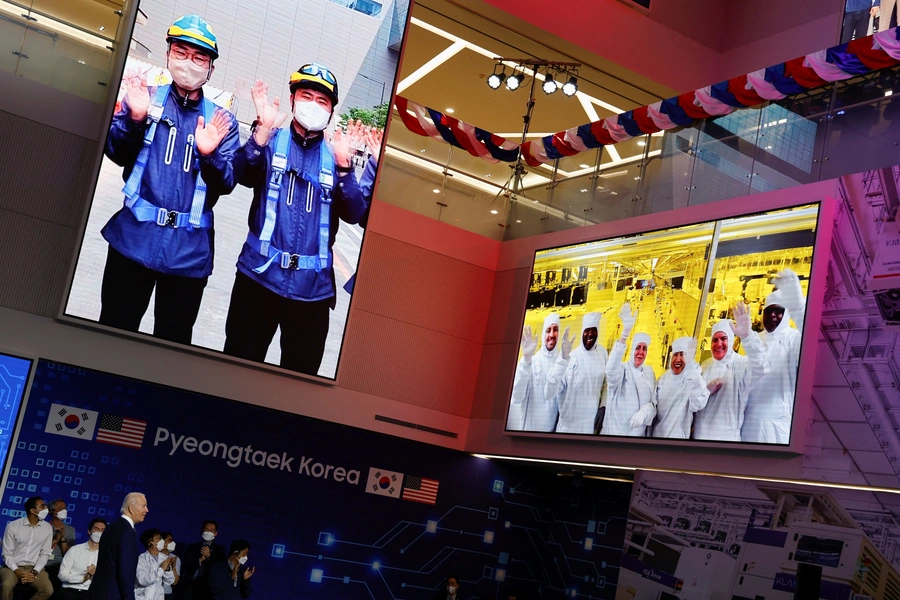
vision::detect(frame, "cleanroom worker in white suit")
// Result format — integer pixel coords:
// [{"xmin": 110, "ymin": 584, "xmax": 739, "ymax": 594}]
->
[
  {"xmin": 507, "ymin": 313, "xmax": 561, "ymax": 432},
  {"xmin": 546, "ymin": 312, "xmax": 608, "ymax": 434},
  {"xmin": 643, "ymin": 336, "xmax": 710, "ymax": 439},
  {"xmin": 741, "ymin": 269, "xmax": 805, "ymax": 444},
  {"xmin": 601, "ymin": 303, "xmax": 657, "ymax": 437},
  {"xmin": 693, "ymin": 302, "xmax": 770, "ymax": 442}
]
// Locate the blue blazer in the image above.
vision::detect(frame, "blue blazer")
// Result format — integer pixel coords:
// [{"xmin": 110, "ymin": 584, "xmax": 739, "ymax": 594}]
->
[{"xmin": 87, "ymin": 516, "xmax": 138, "ymax": 600}]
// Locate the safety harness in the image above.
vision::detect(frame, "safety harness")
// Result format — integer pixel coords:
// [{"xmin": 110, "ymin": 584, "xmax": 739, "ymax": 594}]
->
[
  {"xmin": 121, "ymin": 85, "xmax": 215, "ymax": 230},
  {"xmin": 246, "ymin": 127, "xmax": 334, "ymax": 273}
]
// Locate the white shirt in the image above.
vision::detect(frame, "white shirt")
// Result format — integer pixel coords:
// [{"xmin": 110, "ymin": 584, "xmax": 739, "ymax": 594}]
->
[
  {"xmin": 158, "ymin": 553, "xmax": 181, "ymax": 594},
  {"xmin": 2, "ymin": 517, "xmax": 52, "ymax": 572},
  {"xmin": 650, "ymin": 364, "xmax": 710, "ymax": 439},
  {"xmin": 59, "ymin": 542, "xmax": 99, "ymax": 591},
  {"xmin": 508, "ymin": 346, "xmax": 561, "ymax": 432},
  {"xmin": 135, "ymin": 551, "xmax": 174, "ymax": 600}
]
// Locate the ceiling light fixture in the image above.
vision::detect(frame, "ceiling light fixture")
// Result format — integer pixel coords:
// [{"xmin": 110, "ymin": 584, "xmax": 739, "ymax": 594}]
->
[
  {"xmin": 487, "ymin": 64, "xmax": 506, "ymax": 90},
  {"xmin": 542, "ymin": 73, "xmax": 557, "ymax": 95},
  {"xmin": 490, "ymin": 209, "xmax": 498, "ymax": 214},
  {"xmin": 432, "ymin": 188, "xmax": 440, "ymax": 193},
  {"xmin": 445, "ymin": 107, "xmax": 454, "ymax": 113},
  {"xmin": 505, "ymin": 71, "xmax": 523, "ymax": 91},
  {"xmin": 562, "ymin": 75, "xmax": 578, "ymax": 97}
]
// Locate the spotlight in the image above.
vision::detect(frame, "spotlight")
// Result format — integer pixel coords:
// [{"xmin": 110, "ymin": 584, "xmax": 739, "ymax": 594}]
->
[
  {"xmin": 487, "ymin": 68, "xmax": 505, "ymax": 90},
  {"xmin": 506, "ymin": 72, "xmax": 523, "ymax": 91},
  {"xmin": 562, "ymin": 75, "xmax": 578, "ymax": 96},
  {"xmin": 542, "ymin": 74, "xmax": 557, "ymax": 95}
]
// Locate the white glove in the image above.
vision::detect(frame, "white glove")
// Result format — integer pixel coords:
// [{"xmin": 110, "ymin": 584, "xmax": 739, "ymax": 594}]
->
[
  {"xmin": 559, "ymin": 327, "xmax": 574, "ymax": 360},
  {"xmin": 619, "ymin": 303, "xmax": 638, "ymax": 339},
  {"xmin": 774, "ymin": 269, "xmax": 805, "ymax": 314},
  {"xmin": 629, "ymin": 410, "xmax": 645, "ymax": 429},
  {"xmin": 521, "ymin": 326, "xmax": 537, "ymax": 363},
  {"xmin": 731, "ymin": 301, "xmax": 751, "ymax": 338},
  {"xmin": 707, "ymin": 378, "xmax": 724, "ymax": 394}
]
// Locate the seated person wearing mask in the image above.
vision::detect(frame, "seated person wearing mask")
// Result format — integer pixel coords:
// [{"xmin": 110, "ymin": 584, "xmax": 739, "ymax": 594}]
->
[
  {"xmin": 57, "ymin": 519, "xmax": 107, "ymax": 600},
  {"xmin": 431, "ymin": 575, "xmax": 460, "ymax": 600}
]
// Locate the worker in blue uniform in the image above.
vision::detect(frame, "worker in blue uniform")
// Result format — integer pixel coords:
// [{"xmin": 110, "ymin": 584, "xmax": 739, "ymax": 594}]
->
[
  {"xmin": 223, "ymin": 65, "xmax": 367, "ymax": 375},
  {"xmin": 99, "ymin": 15, "xmax": 239, "ymax": 344}
]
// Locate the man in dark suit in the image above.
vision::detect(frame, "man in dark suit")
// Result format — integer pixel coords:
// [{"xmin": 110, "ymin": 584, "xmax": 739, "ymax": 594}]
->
[
  {"xmin": 87, "ymin": 492, "xmax": 149, "ymax": 600},
  {"xmin": 178, "ymin": 520, "xmax": 225, "ymax": 600}
]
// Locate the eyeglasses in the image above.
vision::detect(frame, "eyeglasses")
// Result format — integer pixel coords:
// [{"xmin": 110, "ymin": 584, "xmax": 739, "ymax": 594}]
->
[
  {"xmin": 170, "ymin": 46, "xmax": 211, "ymax": 68},
  {"xmin": 299, "ymin": 63, "xmax": 336, "ymax": 86}
]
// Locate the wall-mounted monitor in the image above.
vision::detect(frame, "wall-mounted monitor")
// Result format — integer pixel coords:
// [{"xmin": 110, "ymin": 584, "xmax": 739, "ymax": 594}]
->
[
  {"xmin": 505, "ymin": 202, "xmax": 824, "ymax": 447},
  {"xmin": 0, "ymin": 351, "xmax": 33, "ymax": 487},
  {"xmin": 62, "ymin": 0, "xmax": 412, "ymax": 382}
]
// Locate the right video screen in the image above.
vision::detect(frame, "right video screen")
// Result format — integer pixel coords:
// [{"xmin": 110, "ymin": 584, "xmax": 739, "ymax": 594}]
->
[{"xmin": 506, "ymin": 202, "xmax": 821, "ymax": 445}]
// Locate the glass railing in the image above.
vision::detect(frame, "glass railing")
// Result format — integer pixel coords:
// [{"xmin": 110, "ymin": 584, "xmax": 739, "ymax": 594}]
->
[
  {"xmin": 381, "ymin": 64, "xmax": 900, "ymax": 240},
  {"xmin": 1, "ymin": 0, "xmax": 125, "ymax": 103}
]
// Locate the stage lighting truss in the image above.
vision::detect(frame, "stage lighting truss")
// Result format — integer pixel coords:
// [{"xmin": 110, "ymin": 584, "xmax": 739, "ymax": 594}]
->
[{"xmin": 486, "ymin": 58, "xmax": 580, "ymax": 99}]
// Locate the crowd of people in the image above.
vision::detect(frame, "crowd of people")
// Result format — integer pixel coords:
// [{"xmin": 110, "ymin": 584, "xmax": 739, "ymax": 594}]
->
[
  {"xmin": 1, "ymin": 494, "xmax": 252, "ymax": 600},
  {"xmin": 96, "ymin": 14, "xmax": 382, "ymax": 375},
  {"xmin": 507, "ymin": 268, "xmax": 806, "ymax": 444}
]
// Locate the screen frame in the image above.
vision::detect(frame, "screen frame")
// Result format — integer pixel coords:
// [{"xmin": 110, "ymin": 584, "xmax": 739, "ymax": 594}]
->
[
  {"xmin": 502, "ymin": 191, "xmax": 836, "ymax": 455},
  {"xmin": 55, "ymin": 0, "xmax": 414, "ymax": 385},
  {"xmin": 0, "ymin": 349, "xmax": 37, "ymax": 499}
]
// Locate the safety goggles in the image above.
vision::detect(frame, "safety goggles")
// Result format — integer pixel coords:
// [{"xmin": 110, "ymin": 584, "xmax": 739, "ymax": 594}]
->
[{"xmin": 297, "ymin": 63, "xmax": 336, "ymax": 86}]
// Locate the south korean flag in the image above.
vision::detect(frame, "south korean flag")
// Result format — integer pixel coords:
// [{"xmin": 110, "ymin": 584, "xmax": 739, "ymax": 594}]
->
[
  {"xmin": 44, "ymin": 404, "xmax": 98, "ymax": 441},
  {"xmin": 365, "ymin": 467, "xmax": 404, "ymax": 499}
]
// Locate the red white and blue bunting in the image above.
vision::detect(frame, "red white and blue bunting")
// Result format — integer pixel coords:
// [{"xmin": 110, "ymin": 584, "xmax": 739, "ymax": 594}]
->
[{"xmin": 393, "ymin": 28, "xmax": 900, "ymax": 167}]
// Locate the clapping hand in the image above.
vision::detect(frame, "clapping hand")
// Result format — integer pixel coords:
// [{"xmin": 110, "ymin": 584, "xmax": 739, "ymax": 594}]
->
[
  {"xmin": 521, "ymin": 326, "xmax": 537, "ymax": 363},
  {"xmin": 199, "ymin": 545, "xmax": 211, "ymax": 562},
  {"xmin": 123, "ymin": 68, "xmax": 151, "ymax": 122},
  {"xmin": 731, "ymin": 301, "xmax": 751, "ymax": 338},
  {"xmin": 195, "ymin": 109, "xmax": 232, "ymax": 156},
  {"xmin": 364, "ymin": 127, "xmax": 384, "ymax": 162},
  {"xmin": 331, "ymin": 128, "xmax": 352, "ymax": 169}
]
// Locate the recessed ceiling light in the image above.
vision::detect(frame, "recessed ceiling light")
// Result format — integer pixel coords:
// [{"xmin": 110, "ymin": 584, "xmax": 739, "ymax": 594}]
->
[
  {"xmin": 634, "ymin": 176, "xmax": 640, "ymax": 180},
  {"xmin": 490, "ymin": 209, "xmax": 498, "ymax": 214},
  {"xmin": 610, "ymin": 191, "xmax": 618, "ymax": 195},
  {"xmin": 485, "ymin": 174, "xmax": 492, "ymax": 178},
  {"xmin": 445, "ymin": 107, "xmax": 454, "ymax": 113},
  {"xmin": 886, "ymin": 90, "xmax": 894, "ymax": 97},
  {"xmin": 637, "ymin": 140, "xmax": 646, "ymax": 146},
  {"xmin": 580, "ymin": 188, "xmax": 588, "ymax": 193},
  {"xmin": 78, "ymin": 60, "xmax": 86, "ymax": 64},
  {"xmin": 432, "ymin": 188, "xmax": 440, "ymax": 193},
  {"xmin": 579, "ymin": 164, "xmax": 590, "ymax": 169},
  {"xmin": 98, "ymin": 26, "xmax": 106, "ymax": 31},
  {"xmin": 420, "ymin": 149, "xmax": 426, "ymax": 153},
  {"xmin": 515, "ymin": 219, "xmax": 521, "ymax": 223}
]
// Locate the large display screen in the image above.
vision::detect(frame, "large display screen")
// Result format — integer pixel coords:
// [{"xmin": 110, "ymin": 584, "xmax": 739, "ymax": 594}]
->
[
  {"xmin": 0, "ymin": 351, "xmax": 33, "ymax": 484},
  {"xmin": 64, "ymin": 0, "xmax": 411, "ymax": 380},
  {"xmin": 505, "ymin": 203, "xmax": 821, "ymax": 445}
]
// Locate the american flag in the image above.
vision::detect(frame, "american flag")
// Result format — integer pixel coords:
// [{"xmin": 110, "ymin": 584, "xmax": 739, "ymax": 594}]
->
[
  {"xmin": 402, "ymin": 476, "xmax": 439, "ymax": 505},
  {"xmin": 96, "ymin": 414, "xmax": 147, "ymax": 449}
]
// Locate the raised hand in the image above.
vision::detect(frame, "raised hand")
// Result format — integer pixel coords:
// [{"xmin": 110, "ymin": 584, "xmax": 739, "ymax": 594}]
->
[
  {"xmin": 364, "ymin": 128, "xmax": 383, "ymax": 162},
  {"xmin": 251, "ymin": 79, "xmax": 280, "ymax": 130},
  {"xmin": 331, "ymin": 128, "xmax": 352, "ymax": 168},
  {"xmin": 521, "ymin": 325, "xmax": 537, "ymax": 363},
  {"xmin": 774, "ymin": 268, "xmax": 804, "ymax": 314},
  {"xmin": 731, "ymin": 301, "xmax": 751, "ymax": 338},
  {"xmin": 618, "ymin": 303, "xmax": 638, "ymax": 340},
  {"xmin": 195, "ymin": 109, "xmax": 232, "ymax": 156},
  {"xmin": 123, "ymin": 68, "xmax": 151, "ymax": 122},
  {"xmin": 559, "ymin": 327, "xmax": 574, "ymax": 360}
]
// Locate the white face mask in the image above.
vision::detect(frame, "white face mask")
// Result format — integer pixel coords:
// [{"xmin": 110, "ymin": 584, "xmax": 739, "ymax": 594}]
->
[
  {"xmin": 168, "ymin": 57, "xmax": 210, "ymax": 91},
  {"xmin": 202, "ymin": 531, "xmax": 215, "ymax": 542},
  {"xmin": 156, "ymin": 539, "xmax": 165, "ymax": 551},
  {"xmin": 447, "ymin": 585, "xmax": 458, "ymax": 595},
  {"xmin": 293, "ymin": 100, "xmax": 331, "ymax": 132},
  {"xmin": 37, "ymin": 508, "xmax": 49, "ymax": 520},
  {"xmin": 90, "ymin": 531, "xmax": 103, "ymax": 543},
  {"xmin": 56, "ymin": 509, "xmax": 68, "ymax": 521},
  {"xmin": 167, "ymin": 542, "xmax": 176, "ymax": 552},
  {"xmin": 238, "ymin": 556, "xmax": 248, "ymax": 565}
]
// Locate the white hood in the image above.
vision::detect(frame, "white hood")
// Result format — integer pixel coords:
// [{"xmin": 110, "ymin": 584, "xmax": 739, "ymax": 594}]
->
[
  {"xmin": 710, "ymin": 319, "xmax": 734, "ymax": 364},
  {"xmin": 632, "ymin": 332, "xmax": 651, "ymax": 365},
  {"xmin": 581, "ymin": 312, "xmax": 601, "ymax": 352},
  {"xmin": 540, "ymin": 313, "xmax": 561, "ymax": 359},
  {"xmin": 763, "ymin": 289, "xmax": 793, "ymax": 337}
]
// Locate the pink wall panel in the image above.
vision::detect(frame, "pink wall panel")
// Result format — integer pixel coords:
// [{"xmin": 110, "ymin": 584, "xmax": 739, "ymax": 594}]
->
[
  {"xmin": 351, "ymin": 231, "xmax": 496, "ymax": 344},
  {"xmin": 339, "ymin": 308, "xmax": 483, "ymax": 416}
]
